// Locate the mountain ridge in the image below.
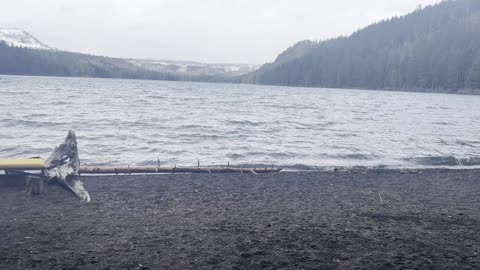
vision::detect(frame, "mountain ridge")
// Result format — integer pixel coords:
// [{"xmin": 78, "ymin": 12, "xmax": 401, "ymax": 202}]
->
[
  {"xmin": 0, "ymin": 28, "xmax": 52, "ymax": 50},
  {"xmin": 2, "ymin": 0, "xmax": 480, "ymax": 95},
  {"xmin": 0, "ymin": 29, "xmax": 258, "ymax": 81},
  {"xmin": 243, "ymin": 0, "xmax": 480, "ymax": 94}
]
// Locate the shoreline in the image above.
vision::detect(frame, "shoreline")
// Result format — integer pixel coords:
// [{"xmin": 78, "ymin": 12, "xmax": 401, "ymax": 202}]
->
[
  {"xmin": 1, "ymin": 169, "xmax": 479, "ymax": 269},
  {"xmin": 2, "ymin": 166, "xmax": 480, "ymax": 177},
  {"xmin": 2, "ymin": 74, "xmax": 480, "ymax": 96}
]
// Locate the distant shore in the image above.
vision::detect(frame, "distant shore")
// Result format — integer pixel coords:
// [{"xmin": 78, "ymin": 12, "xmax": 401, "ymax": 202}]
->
[{"xmin": 1, "ymin": 169, "xmax": 479, "ymax": 269}]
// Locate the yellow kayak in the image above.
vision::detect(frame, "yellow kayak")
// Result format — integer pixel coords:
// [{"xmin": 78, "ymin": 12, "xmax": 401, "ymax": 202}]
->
[{"xmin": 0, "ymin": 158, "xmax": 45, "ymax": 170}]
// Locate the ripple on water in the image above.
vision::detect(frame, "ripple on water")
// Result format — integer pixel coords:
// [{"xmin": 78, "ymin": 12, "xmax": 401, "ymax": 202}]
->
[
  {"xmin": 1, "ymin": 76, "xmax": 480, "ymax": 169},
  {"xmin": 410, "ymin": 156, "xmax": 480, "ymax": 167}
]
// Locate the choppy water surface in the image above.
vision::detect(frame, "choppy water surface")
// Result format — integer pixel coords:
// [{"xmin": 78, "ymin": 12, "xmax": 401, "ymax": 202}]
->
[{"xmin": 1, "ymin": 75, "xmax": 480, "ymax": 169}]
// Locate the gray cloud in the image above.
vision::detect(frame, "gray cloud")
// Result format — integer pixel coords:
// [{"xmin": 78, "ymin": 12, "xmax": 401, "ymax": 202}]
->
[{"xmin": 0, "ymin": 0, "xmax": 443, "ymax": 64}]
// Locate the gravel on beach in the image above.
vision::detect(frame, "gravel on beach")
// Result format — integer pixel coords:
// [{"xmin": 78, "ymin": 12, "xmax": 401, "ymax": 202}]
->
[{"xmin": 1, "ymin": 169, "xmax": 480, "ymax": 269}]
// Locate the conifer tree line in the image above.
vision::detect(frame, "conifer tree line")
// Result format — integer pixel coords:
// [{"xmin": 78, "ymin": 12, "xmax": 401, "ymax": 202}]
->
[
  {"xmin": 0, "ymin": 43, "xmax": 228, "ymax": 82},
  {"xmin": 0, "ymin": 42, "xmax": 181, "ymax": 81},
  {"xmin": 244, "ymin": 0, "xmax": 480, "ymax": 94}
]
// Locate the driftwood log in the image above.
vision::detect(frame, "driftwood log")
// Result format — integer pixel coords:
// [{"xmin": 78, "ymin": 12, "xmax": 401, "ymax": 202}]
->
[
  {"xmin": 38, "ymin": 130, "xmax": 281, "ymax": 201},
  {"xmin": 79, "ymin": 166, "xmax": 281, "ymax": 175}
]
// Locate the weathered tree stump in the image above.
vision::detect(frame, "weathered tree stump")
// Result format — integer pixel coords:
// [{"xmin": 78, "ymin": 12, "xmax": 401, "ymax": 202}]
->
[{"xmin": 45, "ymin": 131, "xmax": 90, "ymax": 202}]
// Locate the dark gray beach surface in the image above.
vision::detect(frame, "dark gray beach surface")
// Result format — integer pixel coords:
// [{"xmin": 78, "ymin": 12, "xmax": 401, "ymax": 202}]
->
[{"xmin": 1, "ymin": 170, "xmax": 480, "ymax": 269}]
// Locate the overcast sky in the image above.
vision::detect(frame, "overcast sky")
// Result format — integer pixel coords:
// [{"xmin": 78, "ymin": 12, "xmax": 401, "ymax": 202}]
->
[{"xmin": 1, "ymin": 0, "xmax": 443, "ymax": 64}]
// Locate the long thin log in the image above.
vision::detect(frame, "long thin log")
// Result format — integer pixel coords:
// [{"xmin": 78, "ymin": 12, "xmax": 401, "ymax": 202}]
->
[{"xmin": 79, "ymin": 166, "xmax": 281, "ymax": 175}]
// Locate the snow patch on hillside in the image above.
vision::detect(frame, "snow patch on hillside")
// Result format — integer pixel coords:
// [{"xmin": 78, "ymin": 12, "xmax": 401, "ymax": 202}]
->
[
  {"xmin": 0, "ymin": 28, "xmax": 52, "ymax": 50},
  {"xmin": 128, "ymin": 59, "xmax": 260, "ymax": 77}
]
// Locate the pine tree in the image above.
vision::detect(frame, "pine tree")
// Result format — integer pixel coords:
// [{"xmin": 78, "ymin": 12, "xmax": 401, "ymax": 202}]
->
[{"xmin": 467, "ymin": 50, "xmax": 480, "ymax": 90}]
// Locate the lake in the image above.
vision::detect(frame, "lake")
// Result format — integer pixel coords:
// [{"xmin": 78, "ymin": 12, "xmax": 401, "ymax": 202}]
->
[{"xmin": 1, "ymin": 75, "xmax": 480, "ymax": 170}]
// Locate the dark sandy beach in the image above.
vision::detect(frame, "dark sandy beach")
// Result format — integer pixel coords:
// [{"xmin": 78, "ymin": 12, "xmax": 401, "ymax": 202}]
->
[{"xmin": 1, "ymin": 169, "xmax": 479, "ymax": 269}]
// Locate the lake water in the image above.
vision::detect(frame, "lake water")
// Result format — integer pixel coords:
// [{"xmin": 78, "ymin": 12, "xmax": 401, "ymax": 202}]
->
[{"xmin": 1, "ymin": 75, "xmax": 480, "ymax": 170}]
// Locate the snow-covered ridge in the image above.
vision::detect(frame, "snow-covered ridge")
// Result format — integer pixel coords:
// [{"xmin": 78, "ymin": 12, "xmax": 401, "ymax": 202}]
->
[
  {"xmin": 128, "ymin": 59, "xmax": 260, "ymax": 77},
  {"xmin": 0, "ymin": 28, "xmax": 52, "ymax": 50}
]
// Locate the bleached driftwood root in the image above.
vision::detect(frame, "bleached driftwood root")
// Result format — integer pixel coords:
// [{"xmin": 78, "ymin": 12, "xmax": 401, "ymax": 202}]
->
[{"xmin": 45, "ymin": 131, "xmax": 91, "ymax": 202}]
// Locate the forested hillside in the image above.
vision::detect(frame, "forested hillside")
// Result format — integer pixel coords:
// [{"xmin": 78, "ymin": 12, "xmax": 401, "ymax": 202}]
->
[
  {"xmin": 244, "ymin": 0, "xmax": 480, "ymax": 94},
  {"xmin": 0, "ymin": 41, "xmax": 249, "ymax": 82},
  {"xmin": 0, "ymin": 42, "xmax": 180, "ymax": 80}
]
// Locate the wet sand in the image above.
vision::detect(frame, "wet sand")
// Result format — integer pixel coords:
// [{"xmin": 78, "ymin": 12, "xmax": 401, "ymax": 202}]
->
[{"xmin": 1, "ymin": 169, "xmax": 479, "ymax": 269}]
